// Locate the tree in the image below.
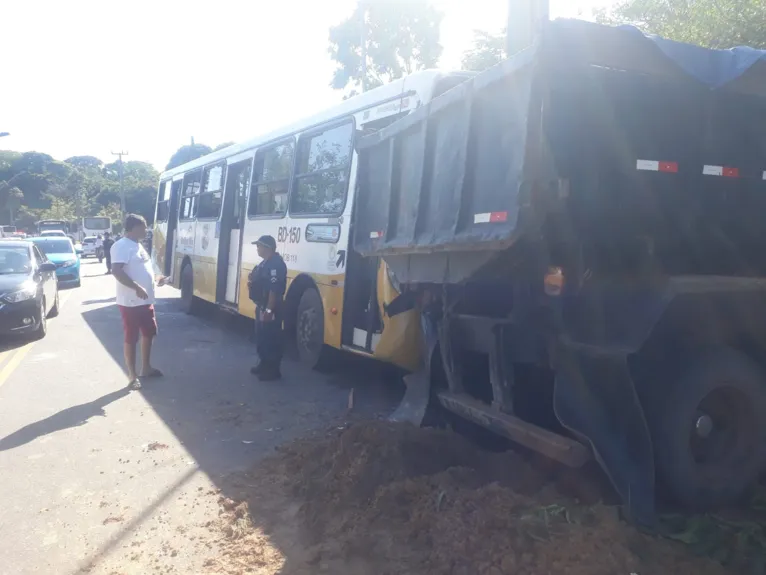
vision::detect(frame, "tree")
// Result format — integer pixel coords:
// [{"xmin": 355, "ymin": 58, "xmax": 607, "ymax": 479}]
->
[
  {"xmin": 37, "ymin": 197, "xmax": 76, "ymax": 221},
  {"xmin": 214, "ymin": 142, "xmax": 235, "ymax": 151},
  {"xmin": 165, "ymin": 144, "xmax": 213, "ymax": 171},
  {"xmin": 596, "ymin": 0, "xmax": 766, "ymax": 49},
  {"xmin": 65, "ymin": 156, "xmax": 103, "ymax": 171},
  {"xmin": 4, "ymin": 187, "xmax": 23, "ymax": 224},
  {"xmin": 329, "ymin": 0, "xmax": 443, "ymax": 93},
  {"xmin": 461, "ymin": 29, "xmax": 506, "ymax": 72}
]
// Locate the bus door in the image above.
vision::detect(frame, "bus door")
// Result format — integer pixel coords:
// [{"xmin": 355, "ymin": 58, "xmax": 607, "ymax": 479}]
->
[
  {"xmin": 163, "ymin": 178, "xmax": 182, "ymax": 279},
  {"xmin": 217, "ymin": 155, "xmax": 253, "ymax": 305}
]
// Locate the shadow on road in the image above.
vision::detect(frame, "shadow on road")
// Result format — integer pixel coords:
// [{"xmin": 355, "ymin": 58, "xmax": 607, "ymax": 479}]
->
[
  {"xmin": 0, "ymin": 335, "xmax": 33, "ymax": 354},
  {"xmin": 78, "ymin": 291, "xmax": 403, "ymax": 573},
  {"xmin": 0, "ymin": 387, "xmax": 131, "ymax": 452}
]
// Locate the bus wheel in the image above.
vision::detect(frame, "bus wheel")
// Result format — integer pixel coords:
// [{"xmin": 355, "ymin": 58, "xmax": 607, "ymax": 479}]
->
[
  {"xmin": 649, "ymin": 348, "xmax": 766, "ymax": 510},
  {"xmin": 296, "ymin": 288, "xmax": 327, "ymax": 369},
  {"xmin": 180, "ymin": 264, "xmax": 198, "ymax": 315}
]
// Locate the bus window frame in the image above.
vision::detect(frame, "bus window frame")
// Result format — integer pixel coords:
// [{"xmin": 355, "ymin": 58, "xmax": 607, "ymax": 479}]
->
[
  {"xmin": 179, "ymin": 169, "xmax": 203, "ymax": 222},
  {"xmin": 287, "ymin": 117, "xmax": 356, "ymax": 220},
  {"xmin": 155, "ymin": 180, "xmax": 171, "ymax": 223},
  {"xmin": 197, "ymin": 161, "xmax": 227, "ymax": 221},
  {"xmin": 247, "ymin": 136, "xmax": 296, "ymax": 221}
]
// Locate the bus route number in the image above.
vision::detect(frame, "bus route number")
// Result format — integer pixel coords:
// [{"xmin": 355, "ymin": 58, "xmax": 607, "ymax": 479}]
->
[{"xmin": 278, "ymin": 226, "xmax": 301, "ymax": 244}]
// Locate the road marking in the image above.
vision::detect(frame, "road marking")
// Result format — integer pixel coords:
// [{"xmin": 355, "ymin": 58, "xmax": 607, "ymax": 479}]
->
[
  {"xmin": 60, "ymin": 290, "xmax": 74, "ymax": 308},
  {"xmin": 0, "ymin": 289, "xmax": 77, "ymax": 389},
  {"xmin": 0, "ymin": 343, "xmax": 34, "ymax": 389}
]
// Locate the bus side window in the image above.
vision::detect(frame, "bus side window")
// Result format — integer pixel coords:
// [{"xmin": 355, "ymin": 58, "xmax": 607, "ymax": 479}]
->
[
  {"xmin": 249, "ymin": 141, "xmax": 293, "ymax": 218},
  {"xmin": 198, "ymin": 162, "xmax": 226, "ymax": 220},
  {"xmin": 180, "ymin": 170, "xmax": 202, "ymax": 221},
  {"xmin": 156, "ymin": 181, "xmax": 170, "ymax": 222},
  {"xmin": 229, "ymin": 161, "xmax": 252, "ymax": 228},
  {"xmin": 291, "ymin": 122, "xmax": 353, "ymax": 216}
]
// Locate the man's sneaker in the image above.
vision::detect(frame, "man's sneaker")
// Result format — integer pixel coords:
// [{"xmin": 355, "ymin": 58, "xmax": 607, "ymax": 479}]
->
[
  {"xmin": 250, "ymin": 363, "xmax": 264, "ymax": 376},
  {"xmin": 257, "ymin": 369, "xmax": 281, "ymax": 382}
]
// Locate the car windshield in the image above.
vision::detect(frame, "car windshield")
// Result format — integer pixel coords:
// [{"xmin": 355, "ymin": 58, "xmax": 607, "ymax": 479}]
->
[
  {"xmin": 0, "ymin": 246, "xmax": 31, "ymax": 275},
  {"xmin": 35, "ymin": 239, "xmax": 73, "ymax": 255},
  {"xmin": 83, "ymin": 238, "xmax": 96, "ymax": 244}
]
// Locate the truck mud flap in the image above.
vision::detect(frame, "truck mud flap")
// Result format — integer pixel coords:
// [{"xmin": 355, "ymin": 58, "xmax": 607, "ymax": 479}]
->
[
  {"xmin": 390, "ymin": 312, "xmax": 438, "ymax": 426},
  {"xmin": 553, "ymin": 342, "xmax": 656, "ymax": 527}
]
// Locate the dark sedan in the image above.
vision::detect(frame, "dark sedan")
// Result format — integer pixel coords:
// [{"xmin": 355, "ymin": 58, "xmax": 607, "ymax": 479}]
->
[{"xmin": 0, "ymin": 241, "xmax": 59, "ymax": 339}]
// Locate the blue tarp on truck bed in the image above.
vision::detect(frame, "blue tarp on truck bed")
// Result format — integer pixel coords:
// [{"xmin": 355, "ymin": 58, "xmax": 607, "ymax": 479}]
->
[{"xmin": 352, "ymin": 19, "xmax": 766, "ymax": 283}]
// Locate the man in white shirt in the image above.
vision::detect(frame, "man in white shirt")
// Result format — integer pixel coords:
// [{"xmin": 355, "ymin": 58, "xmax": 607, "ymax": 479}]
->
[{"xmin": 111, "ymin": 214, "xmax": 166, "ymax": 390}]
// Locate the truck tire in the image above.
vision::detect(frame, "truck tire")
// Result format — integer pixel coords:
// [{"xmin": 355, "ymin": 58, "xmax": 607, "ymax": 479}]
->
[
  {"xmin": 180, "ymin": 264, "xmax": 198, "ymax": 315},
  {"xmin": 649, "ymin": 348, "xmax": 766, "ymax": 510},
  {"xmin": 295, "ymin": 288, "xmax": 328, "ymax": 369}
]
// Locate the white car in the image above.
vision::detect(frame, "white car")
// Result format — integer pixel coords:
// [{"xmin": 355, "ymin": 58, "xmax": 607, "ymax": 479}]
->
[
  {"xmin": 39, "ymin": 230, "xmax": 67, "ymax": 238},
  {"xmin": 81, "ymin": 236, "xmax": 98, "ymax": 258}
]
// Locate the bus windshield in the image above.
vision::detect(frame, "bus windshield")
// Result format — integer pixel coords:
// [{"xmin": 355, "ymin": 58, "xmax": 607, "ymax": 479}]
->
[
  {"xmin": 83, "ymin": 217, "xmax": 110, "ymax": 230},
  {"xmin": 38, "ymin": 221, "xmax": 67, "ymax": 233}
]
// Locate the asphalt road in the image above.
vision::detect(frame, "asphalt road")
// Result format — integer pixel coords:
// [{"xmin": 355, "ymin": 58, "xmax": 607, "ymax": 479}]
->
[{"xmin": 0, "ymin": 258, "xmax": 401, "ymax": 574}]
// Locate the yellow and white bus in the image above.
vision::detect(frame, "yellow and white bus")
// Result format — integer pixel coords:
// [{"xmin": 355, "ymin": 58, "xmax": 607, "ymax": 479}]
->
[{"xmin": 152, "ymin": 70, "xmax": 471, "ymax": 370}]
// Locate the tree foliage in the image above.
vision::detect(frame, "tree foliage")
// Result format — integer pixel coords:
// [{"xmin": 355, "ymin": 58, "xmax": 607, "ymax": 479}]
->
[
  {"xmin": 0, "ymin": 149, "xmax": 159, "ymax": 231},
  {"xmin": 165, "ymin": 144, "xmax": 213, "ymax": 171},
  {"xmin": 595, "ymin": 0, "xmax": 766, "ymax": 49},
  {"xmin": 329, "ymin": 0, "xmax": 443, "ymax": 93},
  {"xmin": 462, "ymin": 29, "xmax": 506, "ymax": 72}
]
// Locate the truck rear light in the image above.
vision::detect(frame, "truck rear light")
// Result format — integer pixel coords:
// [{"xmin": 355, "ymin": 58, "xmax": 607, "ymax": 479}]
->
[{"xmin": 544, "ymin": 267, "xmax": 565, "ymax": 296}]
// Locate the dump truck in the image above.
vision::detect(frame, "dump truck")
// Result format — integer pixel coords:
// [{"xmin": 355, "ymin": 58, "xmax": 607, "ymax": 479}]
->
[{"xmin": 352, "ymin": 19, "xmax": 766, "ymax": 526}]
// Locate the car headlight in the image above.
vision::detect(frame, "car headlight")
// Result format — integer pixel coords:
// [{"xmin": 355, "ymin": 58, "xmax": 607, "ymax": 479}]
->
[
  {"xmin": 61, "ymin": 259, "xmax": 78, "ymax": 268},
  {"xmin": 4, "ymin": 282, "xmax": 37, "ymax": 303}
]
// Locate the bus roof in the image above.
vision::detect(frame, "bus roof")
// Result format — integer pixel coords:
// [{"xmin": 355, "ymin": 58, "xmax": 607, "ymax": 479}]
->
[{"xmin": 160, "ymin": 69, "xmax": 468, "ymax": 180}]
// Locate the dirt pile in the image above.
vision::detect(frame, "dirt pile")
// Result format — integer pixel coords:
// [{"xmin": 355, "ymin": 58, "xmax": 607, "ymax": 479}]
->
[{"xmin": 213, "ymin": 421, "xmax": 734, "ymax": 575}]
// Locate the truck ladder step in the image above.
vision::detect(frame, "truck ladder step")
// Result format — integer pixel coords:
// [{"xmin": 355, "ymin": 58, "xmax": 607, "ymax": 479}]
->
[{"xmin": 437, "ymin": 391, "xmax": 592, "ymax": 468}]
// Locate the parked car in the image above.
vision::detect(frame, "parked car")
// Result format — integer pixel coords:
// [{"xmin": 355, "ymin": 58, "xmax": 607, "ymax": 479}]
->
[
  {"xmin": 30, "ymin": 237, "xmax": 81, "ymax": 288},
  {"xmin": 81, "ymin": 236, "xmax": 98, "ymax": 258},
  {"xmin": 0, "ymin": 240, "xmax": 59, "ymax": 339}
]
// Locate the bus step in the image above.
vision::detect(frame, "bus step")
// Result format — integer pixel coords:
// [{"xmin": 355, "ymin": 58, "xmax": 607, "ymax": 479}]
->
[
  {"xmin": 340, "ymin": 344, "xmax": 374, "ymax": 357},
  {"xmin": 219, "ymin": 302, "xmax": 239, "ymax": 314},
  {"xmin": 436, "ymin": 391, "xmax": 592, "ymax": 468}
]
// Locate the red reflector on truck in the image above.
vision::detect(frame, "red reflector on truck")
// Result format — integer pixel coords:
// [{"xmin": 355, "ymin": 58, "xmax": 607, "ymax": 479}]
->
[
  {"xmin": 474, "ymin": 211, "xmax": 508, "ymax": 224},
  {"xmin": 636, "ymin": 160, "xmax": 678, "ymax": 173},
  {"xmin": 703, "ymin": 165, "xmax": 740, "ymax": 178}
]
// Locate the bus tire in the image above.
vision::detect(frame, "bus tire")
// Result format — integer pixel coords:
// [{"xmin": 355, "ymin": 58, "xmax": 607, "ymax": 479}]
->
[
  {"xmin": 648, "ymin": 348, "xmax": 766, "ymax": 511},
  {"xmin": 296, "ymin": 288, "xmax": 328, "ymax": 370},
  {"xmin": 180, "ymin": 263, "xmax": 198, "ymax": 315}
]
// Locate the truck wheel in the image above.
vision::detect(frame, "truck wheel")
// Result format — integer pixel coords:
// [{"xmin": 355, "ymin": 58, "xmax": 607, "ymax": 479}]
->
[
  {"xmin": 296, "ymin": 288, "xmax": 328, "ymax": 369},
  {"xmin": 650, "ymin": 348, "xmax": 766, "ymax": 510},
  {"xmin": 180, "ymin": 264, "xmax": 198, "ymax": 315}
]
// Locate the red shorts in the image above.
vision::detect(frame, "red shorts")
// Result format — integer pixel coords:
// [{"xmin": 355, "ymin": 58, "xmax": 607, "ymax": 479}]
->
[{"xmin": 119, "ymin": 305, "xmax": 158, "ymax": 343}]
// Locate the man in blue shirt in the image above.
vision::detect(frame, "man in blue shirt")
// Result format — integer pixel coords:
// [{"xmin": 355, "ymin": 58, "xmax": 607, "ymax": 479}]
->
[{"xmin": 248, "ymin": 235, "xmax": 287, "ymax": 381}]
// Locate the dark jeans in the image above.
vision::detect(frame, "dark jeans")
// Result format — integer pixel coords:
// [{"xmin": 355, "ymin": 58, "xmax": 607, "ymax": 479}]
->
[
  {"xmin": 105, "ymin": 253, "xmax": 112, "ymax": 273},
  {"xmin": 255, "ymin": 308, "xmax": 283, "ymax": 370}
]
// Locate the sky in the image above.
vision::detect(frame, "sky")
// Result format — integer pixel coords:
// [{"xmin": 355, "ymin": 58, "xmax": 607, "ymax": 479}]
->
[{"xmin": 0, "ymin": 0, "xmax": 614, "ymax": 172}]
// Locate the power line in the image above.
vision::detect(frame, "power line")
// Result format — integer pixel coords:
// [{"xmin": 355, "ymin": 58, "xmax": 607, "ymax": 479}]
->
[{"xmin": 111, "ymin": 150, "xmax": 129, "ymax": 221}]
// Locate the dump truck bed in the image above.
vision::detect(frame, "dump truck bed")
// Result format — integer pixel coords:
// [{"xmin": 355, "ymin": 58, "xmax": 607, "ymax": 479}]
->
[{"xmin": 353, "ymin": 19, "xmax": 766, "ymax": 284}]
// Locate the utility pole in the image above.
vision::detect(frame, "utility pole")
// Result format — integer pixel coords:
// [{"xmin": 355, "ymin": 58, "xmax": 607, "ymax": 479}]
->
[
  {"xmin": 111, "ymin": 150, "xmax": 129, "ymax": 221},
  {"xmin": 359, "ymin": 1, "xmax": 367, "ymax": 93},
  {"xmin": 507, "ymin": 0, "xmax": 549, "ymax": 56}
]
